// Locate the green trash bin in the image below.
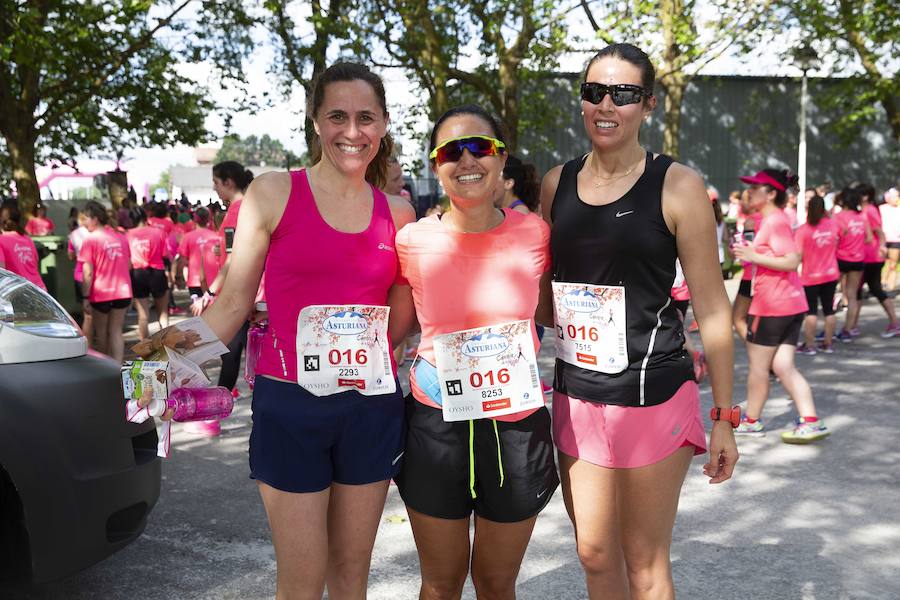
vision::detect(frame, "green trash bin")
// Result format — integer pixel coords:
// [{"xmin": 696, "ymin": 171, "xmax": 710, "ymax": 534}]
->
[{"xmin": 32, "ymin": 235, "xmax": 80, "ymax": 318}]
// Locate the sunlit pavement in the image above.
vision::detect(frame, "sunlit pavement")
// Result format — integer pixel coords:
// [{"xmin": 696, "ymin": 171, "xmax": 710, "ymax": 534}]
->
[{"xmin": 7, "ymin": 282, "xmax": 900, "ymax": 599}]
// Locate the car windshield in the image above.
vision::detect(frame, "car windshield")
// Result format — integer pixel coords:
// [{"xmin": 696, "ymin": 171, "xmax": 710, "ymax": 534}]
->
[{"xmin": 0, "ymin": 269, "xmax": 82, "ymax": 338}]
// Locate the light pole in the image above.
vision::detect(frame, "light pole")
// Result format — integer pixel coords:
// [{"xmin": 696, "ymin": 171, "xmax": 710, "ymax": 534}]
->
[{"xmin": 793, "ymin": 44, "xmax": 820, "ymax": 224}]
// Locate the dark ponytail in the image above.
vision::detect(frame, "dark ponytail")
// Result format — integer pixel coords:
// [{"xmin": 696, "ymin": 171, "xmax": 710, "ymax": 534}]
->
[
  {"xmin": 308, "ymin": 62, "xmax": 393, "ymax": 189},
  {"xmin": 760, "ymin": 169, "xmax": 798, "ymax": 208},
  {"xmin": 840, "ymin": 183, "xmax": 865, "ymax": 213},
  {"xmin": 129, "ymin": 206, "xmax": 148, "ymax": 225},
  {"xmin": 502, "ymin": 154, "xmax": 540, "ymax": 211},
  {"xmin": 213, "ymin": 161, "xmax": 254, "ymax": 192},
  {"xmin": 0, "ymin": 204, "xmax": 24, "ymax": 234},
  {"xmin": 807, "ymin": 194, "xmax": 826, "ymax": 226}
]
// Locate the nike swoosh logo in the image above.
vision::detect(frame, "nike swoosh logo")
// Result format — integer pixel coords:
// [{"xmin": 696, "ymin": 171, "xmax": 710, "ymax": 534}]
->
[
  {"xmin": 392, "ymin": 452, "xmax": 404, "ymax": 465},
  {"xmin": 536, "ymin": 489, "xmax": 547, "ymax": 499},
  {"xmin": 615, "ymin": 210, "xmax": 634, "ymax": 218}
]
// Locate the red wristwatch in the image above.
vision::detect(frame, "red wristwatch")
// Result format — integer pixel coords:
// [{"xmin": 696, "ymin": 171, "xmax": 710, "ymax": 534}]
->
[{"xmin": 710, "ymin": 406, "xmax": 741, "ymax": 428}]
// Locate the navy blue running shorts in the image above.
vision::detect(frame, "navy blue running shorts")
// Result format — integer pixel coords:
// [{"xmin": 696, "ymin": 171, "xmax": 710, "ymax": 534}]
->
[{"xmin": 249, "ymin": 375, "xmax": 405, "ymax": 493}]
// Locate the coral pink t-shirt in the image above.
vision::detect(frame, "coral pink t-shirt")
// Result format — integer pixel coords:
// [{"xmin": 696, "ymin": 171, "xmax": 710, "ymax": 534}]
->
[
  {"xmin": 177, "ymin": 228, "xmax": 221, "ymax": 288},
  {"xmin": 881, "ymin": 203, "xmax": 900, "ymax": 243},
  {"xmin": 126, "ymin": 226, "xmax": 167, "ymax": 270},
  {"xmin": 25, "ymin": 217, "xmax": 55, "ymax": 236},
  {"xmin": 749, "ymin": 210, "xmax": 808, "ymax": 317},
  {"xmin": 147, "ymin": 216, "xmax": 175, "ymax": 237},
  {"xmin": 217, "ymin": 199, "xmax": 242, "ymax": 265},
  {"xmin": 784, "ymin": 206, "xmax": 798, "ymax": 229},
  {"xmin": 795, "ymin": 218, "xmax": 839, "ymax": 286},
  {"xmin": 397, "ymin": 210, "xmax": 551, "ymax": 423},
  {"xmin": 834, "ymin": 209, "xmax": 868, "ymax": 262},
  {"xmin": 78, "ymin": 227, "xmax": 132, "ymax": 302},
  {"xmin": 862, "ymin": 204, "xmax": 883, "ymax": 263},
  {"xmin": 0, "ymin": 232, "xmax": 47, "ymax": 289}
]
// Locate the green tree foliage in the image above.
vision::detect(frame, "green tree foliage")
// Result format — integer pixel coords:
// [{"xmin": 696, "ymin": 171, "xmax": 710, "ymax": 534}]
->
[
  {"xmin": 581, "ymin": 0, "xmax": 774, "ymax": 159},
  {"xmin": 0, "ymin": 0, "xmax": 216, "ymax": 213},
  {"xmin": 786, "ymin": 0, "xmax": 899, "ymax": 143},
  {"xmin": 355, "ymin": 0, "xmax": 570, "ymax": 153},
  {"xmin": 215, "ymin": 133, "xmax": 297, "ymax": 167}
]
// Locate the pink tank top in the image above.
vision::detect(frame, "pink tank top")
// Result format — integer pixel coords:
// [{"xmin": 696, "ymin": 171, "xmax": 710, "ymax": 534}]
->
[{"xmin": 255, "ymin": 169, "xmax": 400, "ymax": 383}]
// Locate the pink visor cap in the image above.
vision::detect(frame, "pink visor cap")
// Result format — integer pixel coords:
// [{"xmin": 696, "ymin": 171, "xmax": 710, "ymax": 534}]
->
[{"xmin": 740, "ymin": 171, "xmax": 786, "ymax": 192}]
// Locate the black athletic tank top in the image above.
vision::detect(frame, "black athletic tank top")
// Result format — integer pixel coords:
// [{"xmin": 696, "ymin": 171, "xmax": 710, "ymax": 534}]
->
[{"xmin": 550, "ymin": 151, "xmax": 693, "ymax": 407}]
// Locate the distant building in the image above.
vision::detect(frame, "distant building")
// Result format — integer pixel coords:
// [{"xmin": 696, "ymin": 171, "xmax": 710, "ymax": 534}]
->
[{"xmin": 168, "ymin": 147, "xmax": 281, "ymax": 204}]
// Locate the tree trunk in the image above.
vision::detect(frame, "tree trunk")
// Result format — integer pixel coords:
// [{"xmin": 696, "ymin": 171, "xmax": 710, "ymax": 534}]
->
[
  {"xmin": 662, "ymin": 75, "xmax": 685, "ymax": 159},
  {"xmin": 498, "ymin": 60, "xmax": 518, "ymax": 152},
  {"xmin": 7, "ymin": 131, "xmax": 39, "ymax": 216}
]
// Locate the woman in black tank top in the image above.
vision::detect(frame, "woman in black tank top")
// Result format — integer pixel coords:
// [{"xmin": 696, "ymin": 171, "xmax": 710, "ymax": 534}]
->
[{"xmin": 536, "ymin": 43, "xmax": 739, "ymax": 598}]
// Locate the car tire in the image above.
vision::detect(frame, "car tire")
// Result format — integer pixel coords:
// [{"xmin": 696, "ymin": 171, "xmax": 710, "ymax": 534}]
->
[{"xmin": 0, "ymin": 464, "xmax": 31, "ymax": 582}]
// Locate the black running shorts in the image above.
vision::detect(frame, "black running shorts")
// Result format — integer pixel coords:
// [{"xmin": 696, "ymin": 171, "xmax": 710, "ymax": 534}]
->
[
  {"xmin": 746, "ymin": 313, "xmax": 805, "ymax": 347},
  {"xmin": 395, "ymin": 395, "xmax": 559, "ymax": 523}
]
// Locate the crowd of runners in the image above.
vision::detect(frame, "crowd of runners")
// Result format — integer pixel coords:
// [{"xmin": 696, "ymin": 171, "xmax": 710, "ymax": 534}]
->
[{"xmin": 2, "ymin": 41, "xmax": 898, "ymax": 599}]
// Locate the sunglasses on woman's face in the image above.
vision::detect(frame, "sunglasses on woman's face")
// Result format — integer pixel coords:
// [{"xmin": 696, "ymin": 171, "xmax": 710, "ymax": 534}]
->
[
  {"xmin": 429, "ymin": 135, "xmax": 506, "ymax": 166},
  {"xmin": 580, "ymin": 82, "xmax": 649, "ymax": 106}
]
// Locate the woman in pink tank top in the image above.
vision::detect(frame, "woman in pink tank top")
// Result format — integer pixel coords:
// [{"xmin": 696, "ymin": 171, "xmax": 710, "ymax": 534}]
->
[{"xmin": 131, "ymin": 63, "xmax": 415, "ymax": 598}]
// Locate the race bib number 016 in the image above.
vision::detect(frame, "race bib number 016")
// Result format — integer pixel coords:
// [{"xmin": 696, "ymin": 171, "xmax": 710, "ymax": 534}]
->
[
  {"xmin": 296, "ymin": 305, "xmax": 396, "ymax": 397},
  {"xmin": 552, "ymin": 282, "xmax": 628, "ymax": 374},
  {"xmin": 433, "ymin": 320, "xmax": 543, "ymax": 422}
]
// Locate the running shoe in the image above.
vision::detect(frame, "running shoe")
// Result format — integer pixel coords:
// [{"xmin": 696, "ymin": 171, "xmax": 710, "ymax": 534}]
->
[
  {"xmin": 880, "ymin": 323, "xmax": 900, "ymax": 339},
  {"xmin": 231, "ymin": 388, "xmax": 240, "ymax": 399},
  {"xmin": 687, "ymin": 321, "xmax": 700, "ymax": 333},
  {"xmin": 692, "ymin": 351, "xmax": 708, "ymax": 382},
  {"xmin": 403, "ymin": 346, "xmax": 418, "ymax": 363},
  {"xmin": 848, "ymin": 327, "xmax": 861, "ymax": 338},
  {"xmin": 781, "ymin": 418, "xmax": 830, "ymax": 444},
  {"xmin": 814, "ymin": 330, "xmax": 825, "ymax": 341},
  {"xmin": 541, "ymin": 381, "xmax": 553, "ymax": 395},
  {"xmin": 169, "ymin": 306, "xmax": 186, "ymax": 316},
  {"xmin": 816, "ymin": 343, "xmax": 835, "ymax": 354},
  {"xmin": 735, "ymin": 416, "xmax": 765, "ymax": 434},
  {"xmin": 795, "ymin": 343, "xmax": 817, "ymax": 356},
  {"xmin": 835, "ymin": 329, "xmax": 854, "ymax": 343}
]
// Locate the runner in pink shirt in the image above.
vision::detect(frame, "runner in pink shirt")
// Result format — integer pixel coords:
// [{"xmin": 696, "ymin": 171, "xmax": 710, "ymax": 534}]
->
[
  {"xmin": 78, "ymin": 201, "xmax": 132, "ymax": 363},
  {"xmin": 732, "ymin": 190, "xmax": 759, "ymax": 339},
  {"xmin": 68, "ymin": 214, "xmax": 92, "ymax": 346},
  {"xmin": 881, "ymin": 187, "xmax": 900, "ymax": 291},
  {"xmin": 833, "ymin": 185, "xmax": 873, "ymax": 341},
  {"xmin": 177, "ymin": 207, "xmax": 220, "ymax": 297},
  {"xmin": 393, "ymin": 105, "xmax": 558, "ymax": 598},
  {"xmin": 126, "ymin": 206, "xmax": 171, "ymax": 340},
  {"xmin": 852, "ymin": 182, "xmax": 898, "ymax": 337},
  {"xmin": 0, "ymin": 205, "xmax": 47, "ymax": 290},
  {"xmin": 794, "ymin": 195, "xmax": 840, "ymax": 353},
  {"xmin": 732, "ymin": 169, "xmax": 828, "ymax": 443},
  {"xmin": 24, "ymin": 203, "xmax": 55, "ymax": 236}
]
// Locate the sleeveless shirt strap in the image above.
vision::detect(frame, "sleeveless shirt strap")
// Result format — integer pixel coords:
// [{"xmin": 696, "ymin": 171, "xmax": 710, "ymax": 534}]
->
[{"xmin": 551, "ymin": 155, "xmax": 589, "ymax": 221}]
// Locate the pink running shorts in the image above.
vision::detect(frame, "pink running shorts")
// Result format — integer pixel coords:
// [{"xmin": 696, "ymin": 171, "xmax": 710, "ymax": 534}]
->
[{"xmin": 552, "ymin": 380, "xmax": 708, "ymax": 469}]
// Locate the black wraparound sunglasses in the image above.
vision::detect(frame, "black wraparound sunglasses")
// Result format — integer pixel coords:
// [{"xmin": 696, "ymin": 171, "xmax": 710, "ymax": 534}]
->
[{"xmin": 580, "ymin": 82, "xmax": 650, "ymax": 106}]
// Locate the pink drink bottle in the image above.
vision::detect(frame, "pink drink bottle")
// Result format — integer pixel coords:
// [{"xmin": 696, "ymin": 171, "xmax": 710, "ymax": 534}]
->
[
  {"xmin": 244, "ymin": 302, "xmax": 268, "ymax": 390},
  {"xmin": 148, "ymin": 387, "xmax": 234, "ymax": 422}
]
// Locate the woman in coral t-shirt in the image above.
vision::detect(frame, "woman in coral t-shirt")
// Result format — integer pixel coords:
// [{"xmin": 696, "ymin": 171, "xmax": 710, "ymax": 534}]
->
[
  {"xmin": 794, "ymin": 195, "xmax": 840, "ymax": 353},
  {"xmin": 126, "ymin": 206, "xmax": 170, "ymax": 340},
  {"xmin": 24, "ymin": 203, "xmax": 55, "ymax": 236},
  {"xmin": 833, "ymin": 185, "xmax": 873, "ymax": 341},
  {"xmin": 78, "ymin": 201, "xmax": 132, "ymax": 363},
  {"xmin": 732, "ymin": 169, "xmax": 828, "ymax": 444},
  {"xmin": 0, "ymin": 205, "xmax": 47, "ymax": 290}
]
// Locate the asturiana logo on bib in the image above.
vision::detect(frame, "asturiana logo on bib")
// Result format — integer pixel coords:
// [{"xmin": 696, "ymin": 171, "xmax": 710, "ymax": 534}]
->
[
  {"xmin": 562, "ymin": 290, "xmax": 601, "ymax": 313},
  {"xmin": 323, "ymin": 311, "xmax": 369, "ymax": 335},
  {"xmin": 461, "ymin": 332, "xmax": 509, "ymax": 358}
]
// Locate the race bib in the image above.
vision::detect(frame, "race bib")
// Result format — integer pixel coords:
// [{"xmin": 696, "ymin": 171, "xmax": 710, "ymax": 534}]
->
[
  {"xmin": 296, "ymin": 305, "xmax": 396, "ymax": 397},
  {"xmin": 552, "ymin": 282, "xmax": 628, "ymax": 374},
  {"xmin": 433, "ymin": 320, "xmax": 544, "ymax": 422}
]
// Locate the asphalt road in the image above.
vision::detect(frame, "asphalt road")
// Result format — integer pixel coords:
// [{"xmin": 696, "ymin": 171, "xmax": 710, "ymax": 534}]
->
[{"xmin": 5, "ymin": 283, "xmax": 900, "ymax": 599}]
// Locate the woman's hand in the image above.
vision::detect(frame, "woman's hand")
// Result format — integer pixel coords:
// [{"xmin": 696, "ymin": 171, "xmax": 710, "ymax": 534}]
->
[
  {"xmin": 703, "ymin": 421, "xmax": 739, "ymax": 484},
  {"xmin": 136, "ymin": 386, "xmax": 175, "ymax": 421},
  {"xmin": 731, "ymin": 244, "xmax": 756, "ymax": 264}
]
